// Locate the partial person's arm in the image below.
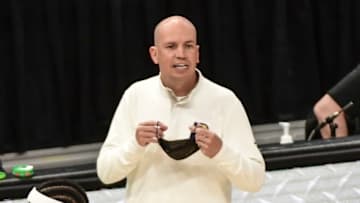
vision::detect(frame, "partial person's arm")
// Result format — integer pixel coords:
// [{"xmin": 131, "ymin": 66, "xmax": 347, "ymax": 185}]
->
[
  {"xmin": 313, "ymin": 94, "xmax": 348, "ymax": 139},
  {"xmin": 97, "ymin": 88, "xmax": 145, "ymax": 184},
  {"xmin": 313, "ymin": 65, "xmax": 360, "ymax": 139},
  {"xmin": 212, "ymin": 92, "xmax": 265, "ymax": 192}
]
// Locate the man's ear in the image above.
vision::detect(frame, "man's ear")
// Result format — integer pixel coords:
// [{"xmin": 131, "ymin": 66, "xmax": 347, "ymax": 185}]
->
[{"xmin": 149, "ymin": 46, "xmax": 159, "ymax": 64}]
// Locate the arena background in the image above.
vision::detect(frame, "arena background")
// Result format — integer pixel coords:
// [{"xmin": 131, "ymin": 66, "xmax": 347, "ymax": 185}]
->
[{"xmin": 1, "ymin": 0, "xmax": 360, "ymax": 159}]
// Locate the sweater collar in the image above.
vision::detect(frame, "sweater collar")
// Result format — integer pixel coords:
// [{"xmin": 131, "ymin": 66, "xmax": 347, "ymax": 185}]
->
[{"xmin": 158, "ymin": 69, "xmax": 203, "ymax": 104}]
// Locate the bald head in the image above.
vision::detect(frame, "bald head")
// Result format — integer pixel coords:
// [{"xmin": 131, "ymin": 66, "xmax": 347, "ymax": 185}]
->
[
  {"xmin": 153, "ymin": 16, "xmax": 197, "ymax": 45},
  {"xmin": 148, "ymin": 15, "xmax": 200, "ymax": 95}
]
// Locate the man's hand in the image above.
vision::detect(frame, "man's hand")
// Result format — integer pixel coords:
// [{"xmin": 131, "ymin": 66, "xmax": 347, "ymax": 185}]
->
[
  {"xmin": 136, "ymin": 121, "xmax": 167, "ymax": 147},
  {"xmin": 192, "ymin": 125, "xmax": 222, "ymax": 158}
]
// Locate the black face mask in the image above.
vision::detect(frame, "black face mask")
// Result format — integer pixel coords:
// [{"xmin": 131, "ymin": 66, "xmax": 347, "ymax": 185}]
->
[{"xmin": 158, "ymin": 122, "xmax": 208, "ymax": 160}]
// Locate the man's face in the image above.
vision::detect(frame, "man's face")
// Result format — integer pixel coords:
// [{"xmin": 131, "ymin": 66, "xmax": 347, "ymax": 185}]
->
[{"xmin": 150, "ymin": 19, "xmax": 199, "ymax": 84}]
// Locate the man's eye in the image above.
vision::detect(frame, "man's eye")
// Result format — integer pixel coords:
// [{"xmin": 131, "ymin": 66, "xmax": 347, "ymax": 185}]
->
[
  {"xmin": 185, "ymin": 44, "xmax": 194, "ymax": 49},
  {"xmin": 166, "ymin": 45, "xmax": 175, "ymax": 49}
]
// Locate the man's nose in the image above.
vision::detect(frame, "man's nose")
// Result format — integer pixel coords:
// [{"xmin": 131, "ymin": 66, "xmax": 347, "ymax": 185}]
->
[{"xmin": 175, "ymin": 47, "xmax": 185, "ymax": 58}]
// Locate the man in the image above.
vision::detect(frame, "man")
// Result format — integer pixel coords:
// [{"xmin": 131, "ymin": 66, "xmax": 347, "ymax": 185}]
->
[
  {"xmin": 308, "ymin": 64, "xmax": 360, "ymax": 140},
  {"xmin": 97, "ymin": 15, "xmax": 265, "ymax": 202}
]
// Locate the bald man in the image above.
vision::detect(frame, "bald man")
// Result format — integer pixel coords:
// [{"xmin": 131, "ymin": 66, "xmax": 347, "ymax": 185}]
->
[{"xmin": 97, "ymin": 15, "xmax": 265, "ymax": 202}]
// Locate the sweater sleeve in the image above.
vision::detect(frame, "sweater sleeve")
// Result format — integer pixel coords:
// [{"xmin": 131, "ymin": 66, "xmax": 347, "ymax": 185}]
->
[
  {"xmin": 97, "ymin": 87, "xmax": 145, "ymax": 184},
  {"xmin": 212, "ymin": 92, "xmax": 265, "ymax": 192}
]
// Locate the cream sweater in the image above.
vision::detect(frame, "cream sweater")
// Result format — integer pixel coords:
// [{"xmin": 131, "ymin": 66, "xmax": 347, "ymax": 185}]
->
[{"xmin": 97, "ymin": 71, "xmax": 265, "ymax": 203}]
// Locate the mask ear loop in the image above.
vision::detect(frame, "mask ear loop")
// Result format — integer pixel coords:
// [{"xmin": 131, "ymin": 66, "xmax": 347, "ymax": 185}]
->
[
  {"xmin": 190, "ymin": 122, "xmax": 198, "ymax": 140},
  {"xmin": 193, "ymin": 122, "xmax": 208, "ymax": 131},
  {"xmin": 197, "ymin": 122, "xmax": 209, "ymax": 130},
  {"xmin": 155, "ymin": 121, "xmax": 160, "ymax": 138}
]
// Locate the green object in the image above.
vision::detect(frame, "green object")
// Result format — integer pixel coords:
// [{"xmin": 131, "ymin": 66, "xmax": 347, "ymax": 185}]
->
[
  {"xmin": 0, "ymin": 171, "xmax": 6, "ymax": 180},
  {"xmin": 12, "ymin": 164, "xmax": 34, "ymax": 178}
]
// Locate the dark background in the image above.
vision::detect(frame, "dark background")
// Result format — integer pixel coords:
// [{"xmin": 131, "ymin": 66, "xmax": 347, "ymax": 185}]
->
[{"xmin": 1, "ymin": 0, "xmax": 360, "ymax": 153}]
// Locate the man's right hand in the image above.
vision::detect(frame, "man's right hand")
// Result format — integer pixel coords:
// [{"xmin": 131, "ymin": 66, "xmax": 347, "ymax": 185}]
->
[{"xmin": 135, "ymin": 121, "xmax": 168, "ymax": 146}]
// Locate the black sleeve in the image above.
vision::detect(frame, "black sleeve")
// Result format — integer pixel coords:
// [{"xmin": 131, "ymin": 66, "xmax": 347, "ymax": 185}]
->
[
  {"xmin": 328, "ymin": 64, "xmax": 360, "ymax": 116},
  {"xmin": 305, "ymin": 65, "xmax": 360, "ymax": 139}
]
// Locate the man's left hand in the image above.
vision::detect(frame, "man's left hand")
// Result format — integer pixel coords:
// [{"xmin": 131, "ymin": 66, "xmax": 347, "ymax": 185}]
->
[{"xmin": 194, "ymin": 127, "xmax": 222, "ymax": 158}]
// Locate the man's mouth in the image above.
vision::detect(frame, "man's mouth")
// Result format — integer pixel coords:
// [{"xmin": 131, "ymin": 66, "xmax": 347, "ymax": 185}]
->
[{"xmin": 172, "ymin": 64, "xmax": 189, "ymax": 69}]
